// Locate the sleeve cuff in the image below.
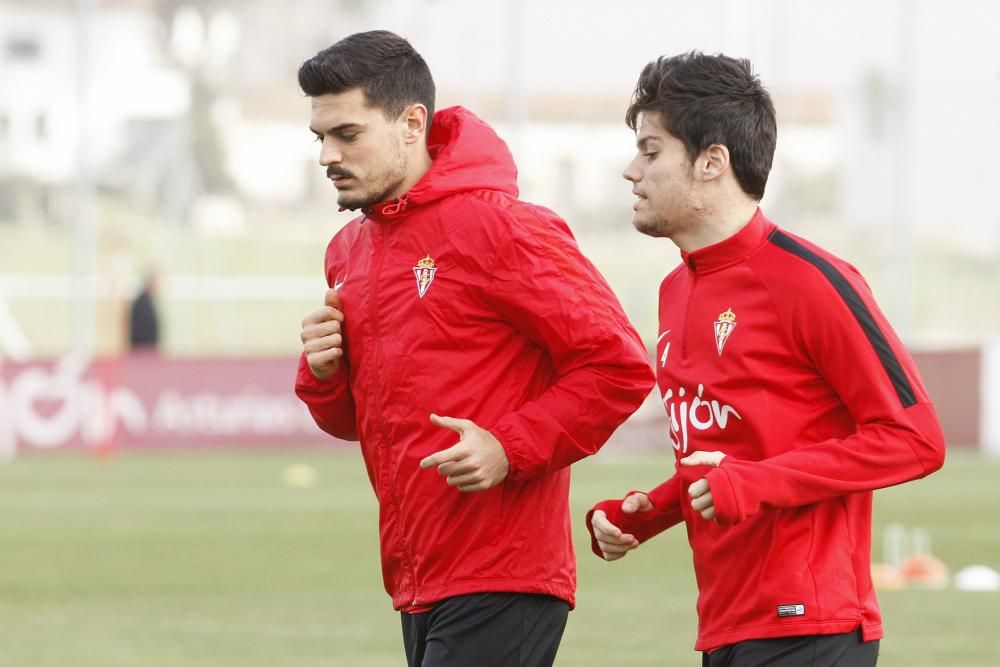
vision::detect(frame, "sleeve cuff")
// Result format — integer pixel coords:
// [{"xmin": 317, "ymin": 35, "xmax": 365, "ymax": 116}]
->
[
  {"xmin": 706, "ymin": 464, "xmax": 742, "ymax": 526},
  {"xmin": 490, "ymin": 420, "xmax": 535, "ymax": 481},
  {"xmin": 585, "ymin": 499, "xmax": 625, "ymax": 559},
  {"xmin": 585, "ymin": 491, "xmax": 669, "ymax": 560},
  {"xmin": 295, "ymin": 354, "xmax": 348, "ymax": 395}
]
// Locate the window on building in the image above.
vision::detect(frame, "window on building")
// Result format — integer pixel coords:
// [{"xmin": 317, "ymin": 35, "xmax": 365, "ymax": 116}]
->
[{"xmin": 35, "ymin": 114, "xmax": 47, "ymax": 140}]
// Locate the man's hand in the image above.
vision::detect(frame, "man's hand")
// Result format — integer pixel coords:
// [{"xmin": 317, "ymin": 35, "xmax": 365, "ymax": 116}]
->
[
  {"xmin": 419, "ymin": 414, "xmax": 509, "ymax": 492},
  {"xmin": 301, "ymin": 288, "xmax": 345, "ymax": 380},
  {"xmin": 680, "ymin": 450, "xmax": 726, "ymax": 520},
  {"xmin": 591, "ymin": 492, "xmax": 653, "ymax": 561}
]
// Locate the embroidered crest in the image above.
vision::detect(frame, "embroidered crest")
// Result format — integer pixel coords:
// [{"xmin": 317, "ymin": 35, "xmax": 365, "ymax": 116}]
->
[
  {"xmin": 714, "ymin": 308, "xmax": 737, "ymax": 355},
  {"xmin": 413, "ymin": 255, "xmax": 437, "ymax": 298}
]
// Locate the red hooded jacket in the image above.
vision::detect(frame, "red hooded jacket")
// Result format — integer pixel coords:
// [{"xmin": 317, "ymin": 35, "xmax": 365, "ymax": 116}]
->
[
  {"xmin": 587, "ymin": 210, "xmax": 945, "ymax": 651},
  {"xmin": 296, "ymin": 106, "xmax": 655, "ymax": 612}
]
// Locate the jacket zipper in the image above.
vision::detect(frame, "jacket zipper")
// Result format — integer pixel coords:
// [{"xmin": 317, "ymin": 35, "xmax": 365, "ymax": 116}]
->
[{"xmin": 368, "ymin": 221, "xmax": 420, "ymax": 607}]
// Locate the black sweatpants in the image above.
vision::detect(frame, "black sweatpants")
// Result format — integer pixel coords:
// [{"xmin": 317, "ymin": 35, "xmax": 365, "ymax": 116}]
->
[
  {"xmin": 702, "ymin": 629, "xmax": 879, "ymax": 667},
  {"xmin": 400, "ymin": 592, "xmax": 570, "ymax": 667}
]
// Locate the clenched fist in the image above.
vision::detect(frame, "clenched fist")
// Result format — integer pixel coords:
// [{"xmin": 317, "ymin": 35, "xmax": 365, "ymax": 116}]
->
[
  {"xmin": 301, "ymin": 288, "xmax": 346, "ymax": 380},
  {"xmin": 591, "ymin": 492, "xmax": 653, "ymax": 561}
]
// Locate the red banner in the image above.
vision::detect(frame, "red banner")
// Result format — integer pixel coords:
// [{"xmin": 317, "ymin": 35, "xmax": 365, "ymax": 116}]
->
[{"xmin": 0, "ymin": 354, "xmax": 337, "ymax": 457}]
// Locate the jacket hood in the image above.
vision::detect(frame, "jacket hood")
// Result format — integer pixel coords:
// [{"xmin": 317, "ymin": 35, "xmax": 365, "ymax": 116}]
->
[{"xmin": 366, "ymin": 106, "xmax": 519, "ymax": 219}]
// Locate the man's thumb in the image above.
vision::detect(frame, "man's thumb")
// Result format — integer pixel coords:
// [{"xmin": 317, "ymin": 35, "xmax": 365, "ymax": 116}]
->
[
  {"xmin": 429, "ymin": 413, "xmax": 468, "ymax": 434},
  {"xmin": 622, "ymin": 492, "xmax": 652, "ymax": 514},
  {"xmin": 325, "ymin": 288, "xmax": 342, "ymax": 309}
]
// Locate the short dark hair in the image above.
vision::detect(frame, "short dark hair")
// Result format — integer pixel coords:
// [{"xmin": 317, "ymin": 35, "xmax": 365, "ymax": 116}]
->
[
  {"xmin": 298, "ymin": 30, "xmax": 435, "ymax": 124},
  {"xmin": 626, "ymin": 51, "xmax": 776, "ymax": 200}
]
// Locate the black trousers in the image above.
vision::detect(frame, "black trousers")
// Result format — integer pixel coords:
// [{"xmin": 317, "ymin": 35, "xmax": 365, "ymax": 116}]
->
[
  {"xmin": 400, "ymin": 592, "xmax": 570, "ymax": 667},
  {"xmin": 702, "ymin": 630, "xmax": 879, "ymax": 667}
]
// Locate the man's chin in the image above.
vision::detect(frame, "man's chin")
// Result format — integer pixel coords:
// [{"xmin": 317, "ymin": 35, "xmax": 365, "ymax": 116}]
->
[
  {"xmin": 632, "ymin": 217, "xmax": 666, "ymax": 238},
  {"xmin": 337, "ymin": 193, "xmax": 373, "ymax": 211},
  {"xmin": 337, "ymin": 186, "xmax": 396, "ymax": 212}
]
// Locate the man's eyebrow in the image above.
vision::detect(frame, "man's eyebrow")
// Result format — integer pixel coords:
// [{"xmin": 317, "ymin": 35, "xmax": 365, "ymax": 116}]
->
[
  {"xmin": 309, "ymin": 122, "xmax": 364, "ymax": 136},
  {"xmin": 636, "ymin": 135, "xmax": 661, "ymax": 150}
]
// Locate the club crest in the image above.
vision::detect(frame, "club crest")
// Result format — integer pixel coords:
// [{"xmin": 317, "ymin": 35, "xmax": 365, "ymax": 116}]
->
[
  {"xmin": 714, "ymin": 308, "xmax": 737, "ymax": 355},
  {"xmin": 413, "ymin": 255, "xmax": 437, "ymax": 298}
]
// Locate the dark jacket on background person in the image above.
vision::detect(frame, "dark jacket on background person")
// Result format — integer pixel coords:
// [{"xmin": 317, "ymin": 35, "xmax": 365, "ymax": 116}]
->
[{"xmin": 128, "ymin": 287, "xmax": 159, "ymax": 350}]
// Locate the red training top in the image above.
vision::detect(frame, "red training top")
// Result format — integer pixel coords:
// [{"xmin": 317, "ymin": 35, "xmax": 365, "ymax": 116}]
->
[{"xmin": 588, "ymin": 209, "xmax": 945, "ymax": 651}]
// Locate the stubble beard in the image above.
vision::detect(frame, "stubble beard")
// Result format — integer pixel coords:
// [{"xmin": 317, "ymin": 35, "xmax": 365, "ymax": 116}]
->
[
  {"xmin": 336, "ymin": 142, "xmax": 409, "ymax": 211},
  {"xmin": 633, "ymin": 214, "xmax": 670, "ymax": 239},
  {"xmin": 338, "ymin": 188, "xmax": 386, "ymax": 211}
]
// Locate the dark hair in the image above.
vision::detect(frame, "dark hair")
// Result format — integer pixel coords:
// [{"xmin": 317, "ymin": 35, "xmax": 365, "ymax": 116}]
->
[
  {"xmin": 298, "ymin": 30, "xmax": 435, "ymax": 124},
  {"xmin": 626, "ymin": 51, "xmax": 776, "ymax": 200}
]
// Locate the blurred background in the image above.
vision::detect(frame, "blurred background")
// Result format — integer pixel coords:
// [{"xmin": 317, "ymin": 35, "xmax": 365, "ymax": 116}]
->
[{"xmin": 1, "ymin": 0, "xmax": 999, "ymax": 665}]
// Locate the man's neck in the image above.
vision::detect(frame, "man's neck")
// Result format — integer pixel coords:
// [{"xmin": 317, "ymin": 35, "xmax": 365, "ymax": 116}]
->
[
  {"xmin": 674, "ymin": 200, "xmax": 760, "ymax": 253},
  {"xmin": 391, "ymin": 147, "xmax": 434, "ymax": 199}
]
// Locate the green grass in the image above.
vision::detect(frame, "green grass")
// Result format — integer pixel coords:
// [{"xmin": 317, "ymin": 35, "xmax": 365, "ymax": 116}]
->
[{"xmin": 0, "ymin": 449, "xmax": 997, "ymax": 666}]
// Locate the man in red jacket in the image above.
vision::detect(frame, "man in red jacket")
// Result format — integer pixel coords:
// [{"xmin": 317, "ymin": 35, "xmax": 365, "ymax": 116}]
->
[
  {"xmin": 295, "ymin": 31, "xmax": 654, "ymax": 667},
  {"xmin": 586, "ymin": 52, "xmax": 946, "ymax": 666}
]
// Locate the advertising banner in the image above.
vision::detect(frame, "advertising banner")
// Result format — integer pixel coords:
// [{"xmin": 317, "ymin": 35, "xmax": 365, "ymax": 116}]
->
[{"xmin": 0, "ymin": 354, "xmax": 335, "ymax": 457}]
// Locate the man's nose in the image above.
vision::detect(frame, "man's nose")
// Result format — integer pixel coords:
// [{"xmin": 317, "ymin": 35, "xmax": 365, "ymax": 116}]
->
[
  {"xmin": 320, "ymin": 142, "xmax": 342, "ymax": 166},
  {"xmin": 622, "ymin": 156, "xmax": 641, "ymax": 183}
]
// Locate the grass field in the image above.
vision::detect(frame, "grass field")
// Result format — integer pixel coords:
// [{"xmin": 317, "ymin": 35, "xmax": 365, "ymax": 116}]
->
[{"xmin": 1, "ymin": 448, "xmax": 997, "ymax": 666}]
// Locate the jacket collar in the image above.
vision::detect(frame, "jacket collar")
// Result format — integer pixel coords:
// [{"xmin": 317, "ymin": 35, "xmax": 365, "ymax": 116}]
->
[
  {"xmin": 680, "ymin": 208, "xmax": 776, "ymax": 274},
  {"xmin": 360, "ymin": 106, "xmax": 519, "ymax": 223}
]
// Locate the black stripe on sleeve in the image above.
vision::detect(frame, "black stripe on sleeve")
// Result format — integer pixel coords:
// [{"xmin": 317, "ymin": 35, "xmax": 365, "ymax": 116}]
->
[{"xmin": 768, "ymin": 230, "xmax": 917, "ymax": 408}]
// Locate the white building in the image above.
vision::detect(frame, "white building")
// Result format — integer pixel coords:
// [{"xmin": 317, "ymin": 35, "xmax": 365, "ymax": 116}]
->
[{"xmin": 0, "ymin": 1, "xmax": 189, "ymax": 222}]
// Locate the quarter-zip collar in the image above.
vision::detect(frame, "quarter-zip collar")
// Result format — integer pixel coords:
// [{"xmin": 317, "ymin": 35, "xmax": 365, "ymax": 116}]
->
[
  {"xmin": 364, "ymin": 194, "xmax": 412, "ymax": 220},
  {"xmin": 680, "ymin": 208, "xmax": 776, "ymax": 274}
]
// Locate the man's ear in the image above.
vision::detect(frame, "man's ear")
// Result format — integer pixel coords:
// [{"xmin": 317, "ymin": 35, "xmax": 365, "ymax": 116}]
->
[
  {"xmin": 699, "ymin": 144, "xmax": 730, "ymax": 182},
  {"xmin": 402, "ymin": 103, "xmax": 429, "ymax": 144}
]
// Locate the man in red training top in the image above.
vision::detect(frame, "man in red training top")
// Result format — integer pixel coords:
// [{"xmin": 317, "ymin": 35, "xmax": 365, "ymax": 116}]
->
[
  {"xmin": 586, "ymin": 51, "xmax": 945, "ymax": 666},
  {"xmin": 294, "ymin": 30, "xmax": 654, "ymax": 667}
]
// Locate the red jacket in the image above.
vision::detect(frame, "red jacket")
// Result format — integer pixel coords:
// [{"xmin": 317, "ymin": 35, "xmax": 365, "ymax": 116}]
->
[
  {"xmin": 587, "ymin": 210, "xmax": 945, "ymax": 651},
  {"xmin": 296, "ymin": 106, "xmax": 654, "ymax": 612}
]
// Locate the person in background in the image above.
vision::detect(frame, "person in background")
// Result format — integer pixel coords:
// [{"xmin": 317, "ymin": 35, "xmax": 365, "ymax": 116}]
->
[{"xmin": 128, "ymin": 272, "xmax": 160, "ymax": 352}]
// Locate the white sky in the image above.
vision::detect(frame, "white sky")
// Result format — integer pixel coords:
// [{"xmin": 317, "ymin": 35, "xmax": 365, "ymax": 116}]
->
[{"xmin": 370, "ymin": 0, "xmax": 1000, "ymax": 93}]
